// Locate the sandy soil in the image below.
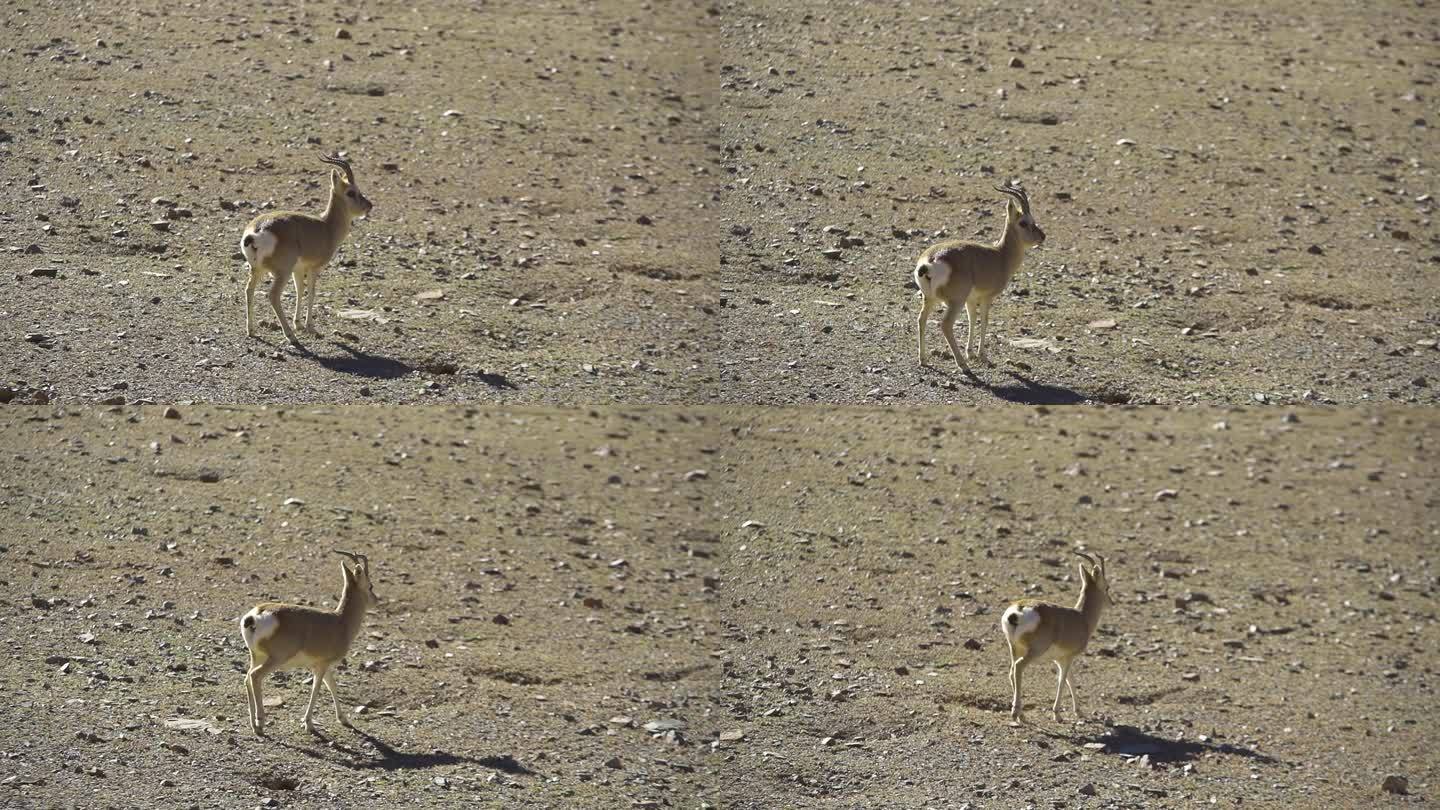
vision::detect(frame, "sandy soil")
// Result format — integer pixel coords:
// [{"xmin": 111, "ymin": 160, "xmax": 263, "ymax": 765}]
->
[
  {"xmin": 713, "ymin": 0, "xmax": 1439, "ymax": 405},
  {"xmin": 2, "ymin": 0, "xmax": 719, "ymax": 404}
]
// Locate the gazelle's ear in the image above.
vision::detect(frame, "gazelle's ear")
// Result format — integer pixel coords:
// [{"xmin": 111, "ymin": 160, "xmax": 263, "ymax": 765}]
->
[{"xmin": 332, "ymin": 168, "xmax": 345, "ymax": 186}]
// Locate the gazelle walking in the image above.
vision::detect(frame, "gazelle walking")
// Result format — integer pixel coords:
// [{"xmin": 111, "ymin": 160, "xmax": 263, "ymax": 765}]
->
[
  {"xmin": 240, "ymin": 550, "xmax": 379, "ymax": 736},
  {"xmin": 241, "ymin": 153, "xmax": 373, "ymax": 346}
]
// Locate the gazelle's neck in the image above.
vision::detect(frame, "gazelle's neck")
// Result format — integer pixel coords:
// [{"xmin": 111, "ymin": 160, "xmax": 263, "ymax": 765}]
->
[
  {"xmin": 1075, "ymin": 583, "xmax": 1106, "ymax": 632},
  {"xmin": 322, "ymin": 192, "xmax": 352, "ymax": 239},
  {"xmin": 337, "ymin": 575, "xmax": 367, "ymax": 628},
  {"xmin": 997, "ymin": 213, "xmax": 1027, "ymax": 272}
]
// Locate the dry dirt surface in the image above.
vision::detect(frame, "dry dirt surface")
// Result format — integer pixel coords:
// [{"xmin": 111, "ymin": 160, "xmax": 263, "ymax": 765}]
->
[
  {"xmin": 1, "ymin": 0, "xmax": 719, "ymax": 405},
  {"xmin": 714, "ymin": 0, "xmax": 1440, "ymax": 405},
  {"xmin": 1, "ymin": 406, "xmax": 720, "ymax": 808},
  {"xmin": 714, "ymin": 406, "xmax": 1437, "ymax": 808},
  {"xmin": 2, "ymin": 405, "xmax": 1435, "ymax": 808}
]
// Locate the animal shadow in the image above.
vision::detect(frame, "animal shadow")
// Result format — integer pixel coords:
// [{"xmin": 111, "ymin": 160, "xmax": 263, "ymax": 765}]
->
[
  {"xmin": 985, "ymin": 369, "xmax": 1131, "ymax": 406},
  {"xmin": 1077, "ymin": 723, "xmax": 1281, "ymax": 765},
  {"xmin": 276, "ymin": 728, "xmax": 536, "ymax": 775},
  {"xmin": 313, "ymin": 343, "xmax": 414, "ymax": 380},
  {"xmin": 474, "ymin": 370, "xmax": 518, "ymax": 390}
]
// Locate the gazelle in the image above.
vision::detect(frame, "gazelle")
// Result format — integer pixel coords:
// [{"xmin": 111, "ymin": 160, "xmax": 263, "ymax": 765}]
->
[
  {"xmin": 914, "ymin": 182, "xmax": 1045, "ymax": 371},
  {"xmin": 240, "ymin": 550, "xmax": 379, "ymax": 736},
  {"xmin": 1000, "ymin": 551, "xmax": 1113, "ymax": 724},
  {"xmin": 241, "ymin": 153, "xmax": 373, "ymax": 347}
]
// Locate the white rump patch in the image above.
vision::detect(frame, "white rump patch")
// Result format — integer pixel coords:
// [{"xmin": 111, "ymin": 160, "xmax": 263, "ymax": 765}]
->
[
  {"xmin": 240, "ymin": 608, "xmax": 279, "ymax": 649},
  {"xmin": 241, "ymin": 226, "xmax": 278, "ymax": 265},
  {"xmin": 1001, "ymin": 605, "xmax": 1042, "ymax": 643},
  {"xmin": 915, "ymin": 261, "xmax": 950, "ymax": 297}
]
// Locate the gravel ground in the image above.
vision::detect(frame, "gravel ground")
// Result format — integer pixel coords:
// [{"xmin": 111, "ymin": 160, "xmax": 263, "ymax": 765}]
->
[
  {"xmin": 3, "ymin": 405, "xmax": 1435, "ymax": 808},
  {"xmin": 712, "ymin": 0, "xmax": 1439, "ymax": 405},
  {"xmin": 2, "ymin": 0, "xmax": 718, "ymax": 404},
  {"xmin": 2, "ymin": 1, "xmax": 1437, "ymax": 809}
]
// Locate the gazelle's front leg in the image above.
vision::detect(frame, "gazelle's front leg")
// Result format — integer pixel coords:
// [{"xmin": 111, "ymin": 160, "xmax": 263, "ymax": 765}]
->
[
  {"xmin": 1063, "ymin": 660, "xmax": 1080, "ymax": 718},
  {"xmin": 303, "ymin": 270, "xmax": 321, "ymax": 335},
  {"xmin": 1052, "ymin": 659, "xmax": 1071, "ymax": 722},
  {"xmin": 323, "ymin": 669, "xmax": 351, "ymax": 727},
  {"xmin": 302, "ymin": 668, "xmax": 325, "ymax": 733},
  {"xmin": 976, "ymin": 299, "xmax": 995, "ymax": 367},
  {"xmin": 291, "ymin": 270, "xmax": 306, "ymax": 334},
  {"xmin": 964, "ymin": 299, "xmax": 978, "ymax": 361}
]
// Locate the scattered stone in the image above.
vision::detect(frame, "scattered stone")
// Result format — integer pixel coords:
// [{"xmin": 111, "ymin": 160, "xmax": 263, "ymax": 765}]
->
[
  {"xmin": 642, "ymin": 719, "xmax": 686, "ymax": 733},
  {"xmin": 29, "ymin": 266, "xmax": 58, "ymax": 278},
  {"xmin": 1381, "ymin": 775, "xmax": 1408, "ymax": 794},
  {"xmin": 163, "ymin": 406, "xmax": 182, "ymax": 419}
]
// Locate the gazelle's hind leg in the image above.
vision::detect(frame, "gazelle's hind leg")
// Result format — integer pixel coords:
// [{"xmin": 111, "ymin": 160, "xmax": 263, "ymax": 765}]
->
[
  {"xmin": 1009, "ymin": 655, "xmax": 1028, "ymax": 723},
  {"xmin": 244, "ymin": 653, "xmax": 257, "ymax": 729},
  {"xmin": 245, "ymin": 264, "xmax": 267, "ymax": 338},
  {"xmin": 916, "ymin": 295, "xmax": 935, "ymax": 367},
  {"xmin": 303, "ymin": 270, "xmax": 320, "ymax": 335},
  {"xmin": 266, "ymin": 260, "xmax": 303, "ymax": 347},
  {"xmin": 246, "ymin": 659, "xmax": 279, "ymax": 736},
  {"xmin": 940, "ymin": 305, "xmax": 969, "ymax": 373}
]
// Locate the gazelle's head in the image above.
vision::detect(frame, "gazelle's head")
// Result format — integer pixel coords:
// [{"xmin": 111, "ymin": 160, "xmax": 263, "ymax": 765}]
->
[
  {"xmin": 336, "ymin": 550, "xmax": 379, "ymax": 607},
  {"xmin": 997, "ymin": 181, "xmax": 1045, "ymax": 248},
  {"xmin": 321, "ymin": 153, "xmax": 373, "ymax": 220},
  {"xmin": 1074, "ymin": 550, "xmax": 1112, "ymax": 610}
]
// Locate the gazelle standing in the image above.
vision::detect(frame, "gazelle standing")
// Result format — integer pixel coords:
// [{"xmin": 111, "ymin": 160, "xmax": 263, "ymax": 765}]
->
[
  {"xmin": 913, "ymin": 182, "xmax": 1045, "ymax": 371},
  {"xmin": 999, "ymin": 551, "xmax": 1113, "ymax": 724}
]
